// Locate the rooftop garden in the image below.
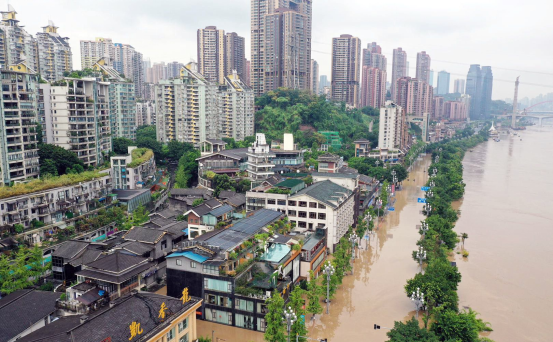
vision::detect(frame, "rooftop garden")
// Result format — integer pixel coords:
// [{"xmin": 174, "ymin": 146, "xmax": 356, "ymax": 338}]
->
[
  {"xmin": 128, "ymin": 148, "xmax": 154, "ymax": 168},
  {"xmin": 0, "ymin": 171, "xmax": 106, "ymax": 199}
]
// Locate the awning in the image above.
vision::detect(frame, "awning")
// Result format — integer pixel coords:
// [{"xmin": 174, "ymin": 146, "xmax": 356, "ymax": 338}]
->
[
  {"xmin": 98, "ymin": 197, "xmax": 106, "ymax": 202},
  {"xmin": 76, "ymin": 288, "xmax": 104, "ymax": 306},
  {"xmin": 183, "ymin": 228, "xmax": 189, "ymax": 235}
]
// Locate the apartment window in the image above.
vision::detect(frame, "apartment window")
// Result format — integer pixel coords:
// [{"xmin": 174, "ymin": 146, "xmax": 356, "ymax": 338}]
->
[
  {"xmin": 235, "ymin": 298, "xmax": 254, "ymax": 312},
  {"xmin": 277, "ymin": 199, "xmax": 286, "ymax": 206},
  {"xmin": 299, "ymin": 201, "xmax": 307, "ymax": 207},
  {"xmin": 179, "ymin": 334, "xmax": 189, "ymax": 342},
  {"xmin": 176, "ymin": 259, "xmax": 182, "ymax": 266},
  {"xmin": 178, "ymin": 318, "xmax": 189, "ymax": 332},
  {"xmin": 309, "ymin": 202, "xmax": 317, "ymax": 208},
  {"xmin": 161, "ymin": 239, "xmax": 168, "ymax": 249},
  {"xmin": 267, "ymin": 199, "xmax": 276, "ymax": 205},
  {"xmin": 288, "ymin": 210, "xmax": 296, "ymax": 217},
  {"xmin": 309, "ymin": 212, "xmax": 317, "ymax": 219},
  {"xmin": 298, "ymin": 221, "xmax": 307, "ymax": 228},
  {"xmin": 166, "ymin": 328, "xmax": 175, "ymax": 341},
  {"xmin": 318, "ymin": 213, "xmax": 326, "ymax": 220},
  {"xmin": 298, "ymin": 211, "xmax": 307, "ymax": 218},
  {"xmin": 318, "ymin": 204, "xmax": 326, "ymax": 209},
  {"xmin": 191, "ymin": 261, "xmax": 196, "ymax": 268},
  {"xmin": 288, "ymin": 200, "xmax": 296, "ymax": 206}
]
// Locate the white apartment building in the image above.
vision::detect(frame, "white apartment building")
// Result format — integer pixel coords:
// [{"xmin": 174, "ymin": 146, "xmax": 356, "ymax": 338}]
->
[
  {"xmin": 40, "ymin": 78, "xmax": 112, "ymax": 167},
  {"xmin": 110, "ymin": 146, "xmax": 156, "ymax": 190},
  {"xmin": 0, "ymin": 62, "xmax": 40, "ymax": 184},
  {"xmin": 246, "ymin": 179, "xmax": 355, "ymax": 251},
  {"xmin": 113, "ymin": 43, "xmax": 143, "ymax": 98},
  {"xmin": 378, "ymin": 101, "xmax": 405, "ymax": 150},
  {"xmin": 36, "ymin": 21, "xmax": 72, "ymax": 82},
  {"xmin": 0, "ymin": 6, "xmax": 38, "ymax": 72},
  {"xmin": 220, "ymin": 72, "xmax": 254, "ymax": 141},
  {"xmin": 246, "ymin": 133, "xmax": 275, "ymax": 181},
  {"xmin": 136, "ymin": 101, "xmax": 155, "ymax": 126}
]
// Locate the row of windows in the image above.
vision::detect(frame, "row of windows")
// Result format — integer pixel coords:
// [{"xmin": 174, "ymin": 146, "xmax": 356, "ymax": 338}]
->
[{"xmin": 288, "ymin": 211, "xmax": 326, "ymax": 220}]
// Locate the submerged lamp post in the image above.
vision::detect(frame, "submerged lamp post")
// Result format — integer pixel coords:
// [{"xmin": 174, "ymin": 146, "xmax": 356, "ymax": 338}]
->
[
  {"xmin": 323, "ymin": 263, "xmax": 335, "ymax": 314},
  {"xmin": 284, "ymin": 306, "xmax": 297, "ymax": 342},
  {"xmin": 411, "ymin": 287, "xmax": 425, "ymax": 319},
  {"xmin": 416, "ymin": 246, "xmax": 427, "ymax": 273},
  {"xmin": 349, "ymin": 233, "xmax": 358, "ymax": 274}
]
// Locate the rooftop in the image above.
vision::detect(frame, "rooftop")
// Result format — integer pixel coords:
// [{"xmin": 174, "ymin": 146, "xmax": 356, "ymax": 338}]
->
[
  {"xmin": 274, "ymin": 179, "xmax": 304, "ymax": 188},
  {"xmin": 208, "ymin": 204, "xmax": 234, "ymax": 217},
  {"xmin": 260, "ymin": 243, "xmax": 291, "ymax": 263},
  {"xmin": 292, "ymin": 180, "xmax": 352, "ymax": 209},
  {"xmin": 167, "ymin": 251, "xmax": 209, "ymax": 263},
  {"xmin": 312, "ymin": 172, "xmax": 358, "ymax": 179},
  {"xmin": 0, "ymin": 290, "xmax": 61, "ymax": 342},
  {"xmin": 112, "ymin": 189, "xmax": 151, "ymax": 201}
]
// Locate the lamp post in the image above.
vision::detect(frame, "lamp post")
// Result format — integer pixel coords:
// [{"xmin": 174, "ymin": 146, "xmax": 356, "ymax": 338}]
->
[
  {"xmin": 425, "ymin": 204, "xmax": 432, "ymax": 216},
  {"xmin": 411, "ymin": 287, "xmax": 425, "ymax": 319},
  {"xmin": 421, "ymin": 221, "xmax": 429, "ymax": 239},
  {"xmin": 284, "ymin": 306, "xmax": 297, "ymax": 342},
  {"xmin": 427, "ymin": 190, "xmax": 434, "ymax": 199},
  {"xmin": 349, "ymin": 233, "xmax": 358, "ymax": 274},
  {"xmin": 375, "ymin": 160, "xmax": 380, "ymax": 168},
  {"xmin": 365, "ymin": 214, "xmax": 373, "ymax": 247},
  {"xmin": 323, "ymin": 263, "xmax": 335, "ymax": 314},
  {"xmin": 416, "ymin": 246, "xmax": 427, "ymax": 273},
  {"xmin": 429, "ymin": 180, "xmax": 435, "ymax": 188},
  {"xmin": 376, "ymin": 198, "xmax": 382, "ymax": 221}
]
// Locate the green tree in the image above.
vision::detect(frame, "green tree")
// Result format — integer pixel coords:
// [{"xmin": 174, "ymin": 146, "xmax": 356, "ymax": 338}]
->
[
  {"xmin": 321, "ymin": 261, "xmax": 338, "ymax": 298},
  {"xmin": 212, "ymin": 174, "xmax": 234, "ymax": 197},
  {"xmin": 306, "ymin": 270, "xmax": 323, "ymax": 319},
  {"xmin": 38, "ymin": 144, "xmax": 84, "ymax": 176},
  {"xmin": 264, "ymin": 291, "xmax": 287, "ymax": 342},
  {"xmin": 166, "ymin": 140, "xmax": 194, "ymax": 162},
  {"xmin": 13, "ymin": 223, "xmax": 24, "ymax": 233},
  {"xmin": 386, "ymin": 317, "xmax": 440, "ymax": 342},
  {"xmin": 136, "ymin": 125, "xmax": 157, "ymax": 140},
  {"xmin": 430, "ymin": 309, "xmax": 479, "ymax": 342},
  {"xmin": 289, "ymin": 286, "xmax": 308, "ymax": 342},
  {"xmin": 461, "ymin": 232, "xmax": 468, "ymax": 249},
  {"xmin": 192, "ymin": 198, "xmax": 204, "ymax": 207},
  {"xmin": 112, "ymin": 137, "xmax": 134, "ymax": 155}
]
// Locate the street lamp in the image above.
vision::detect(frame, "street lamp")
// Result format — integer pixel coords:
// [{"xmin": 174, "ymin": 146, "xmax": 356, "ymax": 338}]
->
[
  {"xmin": 411, "ymin": 288, "xmax": 425, "ymax": 319},
  {"xmin": 349, "ymin": 233, "xmax": 358, "ymax": 274},
  {"xmin": 376, "ymin": 198, "xmax": 382, "ymax": 221},
  {"xmin": 323, "ymin": 263, "xmax": 335, "ymax": 314},
  {"xmin": 416, "ymin": 246, "xmax": 427, "ymax": 273},
  {"xmin": 429, "ymin": 180, "xmax": 435, "ymax": 188},
  {"xmin": 427, "ymin": 190, "xmax": 434, "ymax": 198},
  {"xmin": 425, "ymin": 204, "xmax": 432, "ymax": 216},
  {"xmin": 375, "ymin": 160, "xmax": 380, "ymax": 167},
  {"xmin": 284, "ymin": 306, "xmax": 297, "ymax": 342},
  {"xmin": 421, "ymin": 221, "xmax": 429, "ymax": 238}
]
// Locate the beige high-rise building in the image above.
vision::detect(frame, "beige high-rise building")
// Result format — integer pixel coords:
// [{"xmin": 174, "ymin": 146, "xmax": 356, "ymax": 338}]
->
[
  {"xmin": 1, "ymin": 62, "xmax": 40, "ymax": 184},
  {"xmin": 0, "ymin": 6, "xmax": 38, "ymax": 72},
  {"xmin": 378, "ymin": 101, "xmax": 407, "ymax": 150},
  {"xmin": 80, "ymin": 37, "xmax": 115, "ymax": 69},
  {"xmin": 36, "ymin": 21, "xmax": 72, "ymax": 82},
  {"xmin": 331, "ymin": 34, "xmax": 361, "ymax": 108},
  {"xmin": 415, "ymin": 51, "xmax": 431, "ymax": 83},
  {"xmin": 251, "ymin": 0, "xmax": 312, "ymax": 96},
  {"xmin": 220, "ymin": 71, "xmax": 255, "ymax": 141},
  {"xmin": 197, "ymin": 26, "xmax": 226, "ymax": 84},
  {"xmin": 197, "ymin": 27, "xmax": 246, "ymax": 85},
  {"xmin": 390, "ymin": 47, "xmax": 407, "ymax": 100}
]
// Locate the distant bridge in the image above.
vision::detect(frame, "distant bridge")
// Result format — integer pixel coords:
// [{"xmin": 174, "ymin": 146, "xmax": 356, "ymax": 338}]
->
[{"xmin": 491, "ymin": 112, "xmax": 553, "ymax": 125}]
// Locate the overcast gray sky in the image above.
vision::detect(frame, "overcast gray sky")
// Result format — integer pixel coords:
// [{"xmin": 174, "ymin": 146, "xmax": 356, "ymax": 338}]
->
[{"xmin": 8, "ymin": 0, "xmax": 553, "ymax": 101}]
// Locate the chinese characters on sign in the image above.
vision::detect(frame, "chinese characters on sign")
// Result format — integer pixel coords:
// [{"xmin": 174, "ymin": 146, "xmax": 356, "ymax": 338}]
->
[
  {"xmin": 128, "ymin": 322, "xmax": 143, "ymax": 340},
  {"xmin": 180, "ymin": 287, "xmax": 190, "ymax": 304},
  {"xmin": 159, "ymin": 302, "xmax": 168, "ymax": 320}
]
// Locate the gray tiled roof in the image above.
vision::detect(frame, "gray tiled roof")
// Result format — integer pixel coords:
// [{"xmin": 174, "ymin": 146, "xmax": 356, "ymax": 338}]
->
[
  {"xmin": 123, "ymin": 226, "xmax": 165, "ymax": 244},
  {"xmin": 68, "ymin": 247, "xmax": 103, "ymax": 267},
  {"xmin": 208, "ymin": 204, "xmax": 233, "ymax": 217},
  {"xmin": 170, "ymin": 188, "xmax": 213, "ymax": 197},
  {"xmin": 84, "ymin": 252, "xmax": 148, "ymax": 273},
  {"xmin": 52, "ymin": 240, "xmax": 89, "ymax": 260},
  {"xmin": 0, "ymin": 290, "xmax": 61, "ymax": 342},
  {"xmin": 225, "ymin": 193, "xmax": 246, "ymax": 207},
  {"xmin": 292, "ymin": 180, "xmax": 352, "ymax": 209},
  {"xmin": 120, "ymin": 241, "xmax": 154, "ymax": 256},
  {"xmin": 17, "ymin": 316, "xmax": 80, "ymax": 342},
  {"xmin": 218, "ymin": 190, "xmax": 236, "ymax": 199}
]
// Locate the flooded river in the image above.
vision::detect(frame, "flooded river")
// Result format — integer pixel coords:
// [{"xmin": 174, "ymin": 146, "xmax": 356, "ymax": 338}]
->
[
  {"xmin": 199, "ymin": 127, "xmax": 553, "ymax": 342},
  {"xmin": 455, "ymin": 126, "xmax": 553, "ymax": 342}
]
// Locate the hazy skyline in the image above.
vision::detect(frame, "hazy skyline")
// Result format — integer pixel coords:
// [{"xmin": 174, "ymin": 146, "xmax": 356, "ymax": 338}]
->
[{"xmin": 7, "ymin": 0, "xmax": 553, "ymax": 100}]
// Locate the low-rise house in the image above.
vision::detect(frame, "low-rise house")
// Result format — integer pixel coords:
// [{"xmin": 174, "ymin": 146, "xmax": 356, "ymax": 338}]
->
[
  {"xmin": 271, "ymin": 134, "xmax": 304, "ymax": 173},
  {"xmin": 112, "ymin": 189, "xmax": 151, "ymax": 213},
  {"xmin": 224, "ymin": 193, "xmax": 247, "ymax": 212},
  {"xmin": 110, "ymin": 146, "xmax": 156, "ymax": 190},
  {"xmin": 367, "ymin": 148, "xmax": 403, "ymax": 164},
  {"xmin": 184, "ymin": 199, "xmax": 223, "ymax": 238},
  {"xmin": 75, "ymin": 251, "xmax": 155, "ymax": 300},
  {"xmin": 0, "ymin": 289, "xmax": 61, "ymax": 342},
  {"xmin": 354, "ymin": 139, "xmax": 372, "ymax": 157},
  {"xmin": 196, "ymin": 148, "xmax": 249, "ymax": 190},
  {"xmin": 167, "ymin": 209, "xmax": 298, "ymax": 332},
  {"xmin": 317, "ymin": 153, "xmax": 343, "ymax": 173},
  {"xmin": 18, "ymin": 292, "xmax": 202, "ymax": 342},
  {"xmin": 200, "ymin": 139, "xmax": 227, "ymax": 156},
  {"xmin": 298, "ymin": 226, "xmax": 328, "ymax": 280},
  {"xmin": 122, "ymin": 226, "xmax": 174, "ymax": 260},
  {"xmin": 51, "ymin": 240, "xmax": 104, "ymax": 282},
  {"xmin": 246, "ymin": 180, "xmax": 356, "ymax": 251}
]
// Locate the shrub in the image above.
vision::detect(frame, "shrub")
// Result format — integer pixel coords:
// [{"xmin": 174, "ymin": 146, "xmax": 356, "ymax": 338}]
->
[
  {"xmin": 128, "ymin": 148, "xmax": 154, "ymax": 168},
  {"xmin": 462, "ymin": 250, "xmax": 469, "ymax": 258}
]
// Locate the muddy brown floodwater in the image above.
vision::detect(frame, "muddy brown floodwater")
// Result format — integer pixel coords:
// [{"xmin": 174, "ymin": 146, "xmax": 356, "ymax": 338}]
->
[
  {"xmin": 454, "ymin": 126, "xmax": 553, "ymax": 342},
  {"xmin": 198, "ymin": 155, "xmax": 433, "ymax": 342}
]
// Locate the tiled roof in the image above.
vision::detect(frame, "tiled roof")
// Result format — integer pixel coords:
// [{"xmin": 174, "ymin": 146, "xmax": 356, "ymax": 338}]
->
[
  {"xmin": 208, "ymin": 205, "xmax": 233, "ymax": 217},
  {"xmin": 17, "ymin": 316, "xmax": 80, "ymax": 342},
  {"xmin": 84, "ymin": 252, "xmax": 148, "ymax": 273},
  {"xmin": 218, "ymin": 190, "xmax": 236, "ymax": 199},
  {"xmin": 52, "ymin": 240, "xmax": 89, "ymax": 260},
  {"xmin": 275, "ymin": 179, "xmax": 304, "ymax": 188},
  {"xmin": 0, "ymin": 290, "xmax": 61, "ymax": 342},
  {"xmin": 292, "ymin": 180, "xmax": 352, "ymax": 209},
  {"xmin": 225, "ymin": 193, "xmax": 246, "ymax": 207},
  {"xmin": 170, "ymin": 188, "xmax": 213, "ymax": 197},
  {"xmin": 123, "ymin": 226, "xmax": 165, "ymax": 244},
  {"xmin": 120, "ymin": 241, "xmax": 154, "ymax": 256},
  {"xmin": 68, "ymin": 247, "xmax": 103, "ymax": 267}
]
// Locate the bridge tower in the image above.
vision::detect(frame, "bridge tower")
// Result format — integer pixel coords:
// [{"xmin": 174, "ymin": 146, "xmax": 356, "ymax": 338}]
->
[{"xmin": 512, "ymin": 76, "xmax": 519, "ymax": 128}]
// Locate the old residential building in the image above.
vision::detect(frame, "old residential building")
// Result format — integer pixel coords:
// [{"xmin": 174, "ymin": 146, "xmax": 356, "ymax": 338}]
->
[
  {"xmin": 110, "ymin": 146, "xmax": 156, "ymax": 190},
  {"xmin": 0, "ymin": 62, "xmax": 40, "ymax": 184}
]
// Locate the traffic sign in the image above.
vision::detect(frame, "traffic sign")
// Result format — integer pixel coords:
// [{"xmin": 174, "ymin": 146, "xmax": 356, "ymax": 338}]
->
[
  {"xmin": 417, "ymin": 198, "xmax": 427, "ymax": 203},
  {"xmin": 421, "ymin": 186, "xmax": 430, "ymax": 191},
  {"xmin": 388, "ymin": 207, "xmax": 395, "ymax": 211}
]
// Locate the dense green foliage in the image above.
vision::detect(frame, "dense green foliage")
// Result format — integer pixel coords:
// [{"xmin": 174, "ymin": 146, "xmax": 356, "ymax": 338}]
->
[
  {"xmin": 112, "ymin": 137, "xmax": 134, "ymax": 155},
  {"xmin": 348, "ymin": 158, "xmax": 408, "ymax": 183},
  {"xmin": 387, "ymin": 317, "xmax": 440, "ymax": 342},
  {"xmin": 264, "ymin": 291, "xmax": 287, "ymax": 342},
  {"xmin": 255, "ymin": 88, "xmax": 378, "ymax": 148},
  {"xmin": 306, "ymin": 270, "xmax": 323, "ymax": 319},
  {"xmin": 174, "ymin": 150, "xmax": 201, "ymax": 188},
  {"xmin": 0, "ymin": 245, "xmax": 51, "ymax": 295},
  {"xmin": 38, "ymin": 143, "xmax": 85, "ymax": 176},
  {"xmin": 388, "ymin": 125, "xmax": 493, "ymax": 342}
]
